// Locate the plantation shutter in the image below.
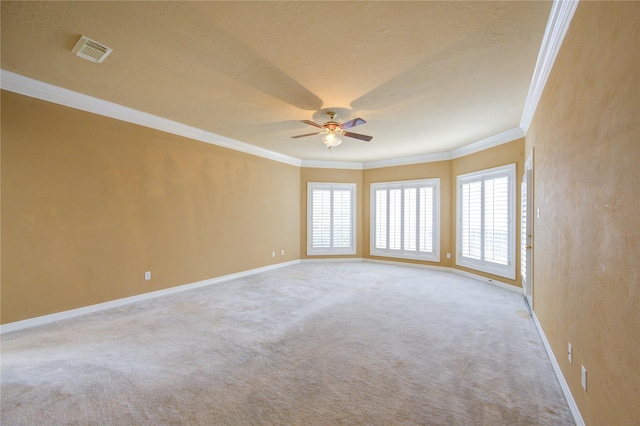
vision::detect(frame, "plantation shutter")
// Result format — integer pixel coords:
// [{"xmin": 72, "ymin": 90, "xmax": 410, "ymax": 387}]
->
[
  {"xmin": 371, "ymin": 179, "xmax": 439, "ymax": 261},
  {"xmin": 461, "ymin": 181, "xmax": 482, "ymax": 260},
  {"xmin": 308, "ymin": 183, "xmax": 356, "ymax": 255},
  {"xmin": 419, "ymin": 186, "xmax": 434, "ymax": 253},
  {"xmin": 389, "ymin": 189, "xmax": 402, "ymax": 250},
  {"xmin": 332, "ymin": 190, "xmax": 352, "ymax": 248},
  {"xmin": 457, "ymin": 164, "xmax": 515, "ymax": 279},
  {"xmin": 311, "ymin": 189, "xmax": 331, "ymax": 248},
  {"xmin": 484, "ymin": 176, "xmax": 509, "ymax": 265},
  {"xmin": 374, "ymin": 189, "xmax": 387, "ymax": 249},
  {"xmin": 521, "ymin": 180, "xmax": 528, "ymax": 282},
  {"xmin": 404, "ymin": 187, "xmax": 417, "ymax": 251}
]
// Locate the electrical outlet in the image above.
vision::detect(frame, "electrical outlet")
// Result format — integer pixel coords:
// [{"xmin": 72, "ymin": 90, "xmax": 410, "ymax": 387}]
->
[
  {"xmin": 581, "ymin": 365, "xmax": 587, "ymax": 391},
  {"xmin": 568, "ymin": 343, "xmax": 572, "ymax": 364},
  {"xmin": 271, "ymin": 251, "xmax": 275, "ymax": 257},
  {"xmin": 446, "ymin": 252, "xmax": 451, "ymax": 259},
  {"xmin": 145, "ymin": 271, "xmax": 151, "ymax": 281},
  {"xmin": 281, "ymin": 250, "xmax": 285, "ymax": 256}
]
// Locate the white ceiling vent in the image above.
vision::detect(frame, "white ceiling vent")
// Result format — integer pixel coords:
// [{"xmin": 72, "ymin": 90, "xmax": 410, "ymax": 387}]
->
[{"xmin": 72, "ymin": 36, "xmax": 113, "ymax": 63}]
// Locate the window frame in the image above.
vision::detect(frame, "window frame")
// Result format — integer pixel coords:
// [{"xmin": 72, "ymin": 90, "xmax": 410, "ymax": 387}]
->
[
  {"xmin": 456, "ymin": 163, "xmax": 516, "ymax": 279},
  {"xmin": 370, "ymin": 178, "xmax": 440, "ymax": 262},
  {"xmin": 307, "ymin": 182, "xmax": 356, "ymax": 256}
]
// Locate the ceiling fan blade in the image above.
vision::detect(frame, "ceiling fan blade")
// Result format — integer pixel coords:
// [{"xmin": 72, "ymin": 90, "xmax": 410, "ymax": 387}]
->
[
  {"xmin": 344, "ymin": 131, "xmax": 373, "ymax": 142},
  {"xmin": 300, "ymin": 120, "xmax": 323, "ymax": 128},
  {"xmin": 341, "ymin": 117, "xmax": 366, "ymax": 129},
  {"xmin": 291, "ymin": 132, "xmax": 321, "ymax": 139}
]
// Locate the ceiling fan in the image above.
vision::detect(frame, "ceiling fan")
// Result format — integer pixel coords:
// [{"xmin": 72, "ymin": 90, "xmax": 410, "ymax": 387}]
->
[{"xmin": 292, "ymin": 111, "xmax": 372, "ymax": 148}]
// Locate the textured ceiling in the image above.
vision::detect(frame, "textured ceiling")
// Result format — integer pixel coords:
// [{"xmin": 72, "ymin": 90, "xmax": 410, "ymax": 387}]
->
[{"xmin": 1, "ymin": 1, "xmax": 552, "ymax": 163}]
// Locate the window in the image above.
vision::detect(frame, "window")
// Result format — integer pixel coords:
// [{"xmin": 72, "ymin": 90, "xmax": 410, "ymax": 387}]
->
[
  {"xmin": 456, "ymin": 164, "xmax": 516, "ymax": 279},
  {"xmin": 370, "ymin": 179, "xmax": 440, "ymax": 261},
  {"xmin": 307, "ymin": 182, "xmax": 356, "ymax": 256}
]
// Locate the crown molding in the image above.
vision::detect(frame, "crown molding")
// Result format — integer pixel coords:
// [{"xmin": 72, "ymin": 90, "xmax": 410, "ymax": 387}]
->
[
  {"xmin": 449, "ymin": 127, "xmax": 525, "ymax": 159},
  {"xmin": 359, "ymin": 127, "xmax": 524, "ymax": 170},
  {"xmin": 302, "ymin": 124, "xmax": 524, "ymax": 170},
  {"xmin": 0, "ymin": 70, "xmax": 302, "ymax": 167},
  {"xmin": 300, "ymin": 160, "xmax": 363, "ymax": 170},
  {"xmin": 520, "ymin": 0, "xmax": 579, "ymax": 133},
  {"xmin": 2, "ymin": 70, "xmax": 522, "ymax": 171},
  {"xmin": 362, "ymin": 151, "xmax": 452, "ymax": 170},
  {"xmin": 4, "ymin": 0, "xmax": 574, "ymax": 177}
]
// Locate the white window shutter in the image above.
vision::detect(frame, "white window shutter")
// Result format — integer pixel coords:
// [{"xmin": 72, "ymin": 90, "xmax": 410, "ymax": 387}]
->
[
  {"xmin": 404, "ymin": 187, "xmax": 417, "ymax": 251},
  {"xmin": 484, "ymin": 176, "xmax": 509, "ymax": 265},
  {"xmin": 311, "ymin": 189, "xmax": 331, "ymax": 248},
  {"xmin": 456, "ymin": 164, "xmax": 516, "ymax": 280},
  {"xmin": 370, "ymin": 179, "xmax": 440, "ymax": 262},
  {"xmin": 332, "ymin": 190, "xmax": 352, "ymax": 248},
  {"xmin": 375, "ymin": 190, "xmax": 387, "ymax": 249},
  {"xmin": 419, "ymin": 186, "xmax": 434, "ymax": 253},
  {"xmin": 307, "ymin": 183, "xmax": 356, "ymax": 256},
  {"xmin": 389, "ymin": 189, "xmax": 402, "ymax": 250},
  {"xmin": 461, "ymin": 181, "xmax": 482, "ymax": 260}
]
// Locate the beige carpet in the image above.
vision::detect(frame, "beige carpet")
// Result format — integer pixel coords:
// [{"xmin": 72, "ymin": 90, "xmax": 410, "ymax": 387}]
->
[{"xmin": 1, "ymin": 262, "xmax": 574, "ymax": 425}]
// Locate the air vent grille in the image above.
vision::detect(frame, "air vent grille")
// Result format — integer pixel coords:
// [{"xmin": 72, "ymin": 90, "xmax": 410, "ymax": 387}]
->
[{"xmin": 72, "ymin": 36, "xmax": 113, "ymax": 63}]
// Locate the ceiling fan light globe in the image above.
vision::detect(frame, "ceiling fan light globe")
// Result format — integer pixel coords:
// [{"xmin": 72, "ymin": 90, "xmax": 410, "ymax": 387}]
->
[{"xmin": 322, "ymin": 131, "xmax": 342, "ymax": 148}]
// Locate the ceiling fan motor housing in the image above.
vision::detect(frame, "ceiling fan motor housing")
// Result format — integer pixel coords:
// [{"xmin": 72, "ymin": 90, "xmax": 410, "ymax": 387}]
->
[{"xmin": 291, "ymin": 110, "xmax": 372, "ymax": 143}]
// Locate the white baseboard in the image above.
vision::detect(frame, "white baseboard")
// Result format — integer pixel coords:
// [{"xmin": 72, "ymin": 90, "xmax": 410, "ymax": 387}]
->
[
  {"xmin": 1, "ymin": 258, "xmax": 521, "ymax": 334},
  {"xmin": 532, "ymin": 311, "xmax": 585, "ymax": 426},
  {"xmin": 363, "ymin": 258, "xmax": 522, "ymax": 294},
  {"xmin": 363, "ymin": 257, "xmax": 451, "ymax": 272},
  {"xmin": 300, "ymin": 257, "xmax": 364, "ymax": 263},
  {"xmin": 448, "ymin": 268, "xmax": 522, "ymax": 294},
  {"xmin": 0, "ymin": 260, "xmax": 300, "ymax": 334}
]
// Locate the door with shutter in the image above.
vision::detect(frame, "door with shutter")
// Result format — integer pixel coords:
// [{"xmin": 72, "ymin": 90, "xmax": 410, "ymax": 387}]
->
[{"xmin": 521, "ymin": 152, "xmax": 534, "ymax": 308}]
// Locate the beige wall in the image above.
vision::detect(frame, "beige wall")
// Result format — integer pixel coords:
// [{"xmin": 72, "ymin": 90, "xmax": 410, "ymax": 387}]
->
[
  {"xmin": 526, "ymin": 2, "xmax": 640, "ymax": 425},
  {"xmin": 1, "ymin": 91, "xmax": 301, "ymax": 324},
  {"xmin": 300, "ymin": 167, "xmax": 364, "ymax": 259},
  {"xmin": 2, "ymin": 90, "xmax": 524, "ymax": 326},
  {"xmin": 451, "ymin": 139, "xmax": 525, "ymax": 287},
  {"xmin": 363, "ymin": 161, "xmax": 453, "ymax": 267}
]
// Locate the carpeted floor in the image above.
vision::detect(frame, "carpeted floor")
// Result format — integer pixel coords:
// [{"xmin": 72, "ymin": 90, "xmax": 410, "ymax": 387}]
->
[{"xmin": 1, "ymin": 262, "xmax": 574, "ymax": 425}]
